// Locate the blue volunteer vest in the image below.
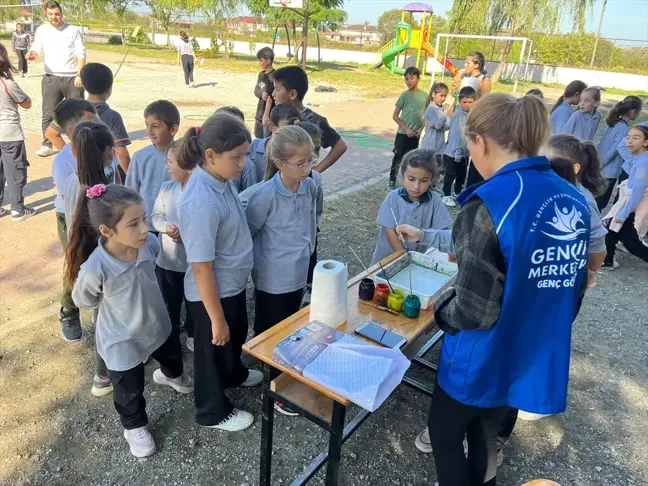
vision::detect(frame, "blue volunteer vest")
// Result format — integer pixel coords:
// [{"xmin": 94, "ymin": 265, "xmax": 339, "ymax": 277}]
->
[{"xmin": 438, "ymin": 156, "xmax": 590, "ymax": 414}]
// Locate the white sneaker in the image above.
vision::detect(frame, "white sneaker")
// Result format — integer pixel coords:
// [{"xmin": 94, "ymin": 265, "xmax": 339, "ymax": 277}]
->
[
  {"xmin": 123, "ymin": 426, "xmax": 156, "ymax": 457},
  {"xmin": 414, "ymin": 427, "xmax": 432, "ymax": 453},
  {"xmin": 185, "ymin": 337, "xmax": 194, "ymax": 352},
  {"xmin": 190, "ymin": 81, "xmax": 195, "ymax": 88},
  {"xmin": 35, "ymin": 145, "xmax": 54, "ymax": 157},
  {"xmin": 208, "ymin": 408, "xmax": 254, "ymax": 432},
  {"xmin": 240, "ymin": 369, "xmax": 263, "ymax": 387},
  {"xmin": 442, "ymin": 196, "xmax": 456, "ymax": 207},
  {"xmin": 602, "ymin": 260, "xmax": 620, "ymax": 271},
  {"xmin": 153, "ymin": 369, "xmax": 194, "ymax": 394},
  {"xmin": 517, "ymin": 411, "xmax": 551, "ymax": 421},
  {"xmin": 91, "ymin": 375, "xmax": 113, "ymax": 397}
]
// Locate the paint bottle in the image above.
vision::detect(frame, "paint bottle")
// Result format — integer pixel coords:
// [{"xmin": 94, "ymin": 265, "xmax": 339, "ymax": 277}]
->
[
  {"xmin": 387, "ymin": 290, "xmax": 405, "ymax": 312},
  {"xmin": 358, "ymin": 278, "xmax": 375, "ymax": 301},
  {"xmin": 403, "ymin": 294, "xmax": 421, "ymax": 319},
  {"xmin": 373, "ymin": 283, "xmax": 390, "ymax": 306}
]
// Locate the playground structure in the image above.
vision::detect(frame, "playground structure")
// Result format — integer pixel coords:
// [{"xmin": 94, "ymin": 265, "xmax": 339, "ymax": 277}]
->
[{"xmin": 375, "ymin": 3, "xmax": 459, "ymax": 76}]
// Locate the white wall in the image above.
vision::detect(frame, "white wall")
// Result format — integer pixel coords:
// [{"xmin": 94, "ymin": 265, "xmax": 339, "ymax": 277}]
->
[{"xmin": 150, "ymin": 33, "xmax": 648, "ymax": 91}]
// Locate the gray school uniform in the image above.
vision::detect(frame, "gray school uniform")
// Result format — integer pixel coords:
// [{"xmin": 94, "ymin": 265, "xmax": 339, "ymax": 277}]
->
[
  {"xmin": 247, "ymin": 137, "xmax": 268, "ymax": 183},
  {"xmin": 233, "ymin": 156, "xmax": 258, "ymax": 193},
  {"xmin": 238, "ymin": 181, "xmax": 263, "ymax": 210},
  {"xmin": 618, "ymin": 121, "xmax": 648, "ymax": 174},
  {"xmin": 579, "ymin": 184, "xmax": 606, "ymax": 254},
  {"xmin": 550, "ymin": 102, "xmax": 575, "ymax": 135},
  {"xmin": 598, "ymin": 122, "xmax": 629, "ymax": 179},
  {"xmin": 245, "ymin": 173, "xmax": 318, "ymax": 294},
  {"xmin": 151, "ymin": 180, "xmax": 188, "ymax": 273},
  {"xmin": 420, "ymin": 103, "xmax": 449, "ymax": 154},
  {"xmin": 371, "ymin": 189, "xmax": 454, "ymax": 265},
  {"xmin": 72, "ymin": 234, "xmax": 171, "ymax": 372},
  {"xmin": 443, "ymin": 108, "xmax": 469, "ymax": 159},
  {"xmin": 125, "ymin": 144, "xmax": 170, "ymax": 228},
  {"xmin": 561, "ymin": 110, "xmax": 602, "ymax": 141},
  {"xmin": 178, "ymin": 166, "xmax": 253, "ymax": 301}
]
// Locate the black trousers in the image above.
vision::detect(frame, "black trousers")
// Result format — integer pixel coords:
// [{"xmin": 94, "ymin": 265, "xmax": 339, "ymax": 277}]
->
[
  {"xmin": 604, "ymin": 213, "xmax": 648, "ymax": 265},
  {"xmin": 187, "ymin": 291, "xmax": 250, "ymax": 426},
  {"xmin": 15, "ymin": 49, "xmax": 28, "ymax": 74},
  {"xmin": 390, "ymin": 133, "xmax": 420, "ymax": 183},
  {"xmin": 107, "ymin": 332, "xmax": 183, "ymax": 429},
  {"xmin": 181, "ymin": 54, "xmax": 194, "ymax": 85},
  {"xmin": 55, "ymin": 212, "xmax": 78, "ymax": 312},
  {"xmin": 465, "ymin": 160, "xmax": 483, "ymax": 188},
  {"xmin": 155, "ymin": 266, "xmax": 194, "ymax": 338},
  {"xmin": 41, "ymin": 75, "xmax": 84, "ymax": 147},
  {"xmin": 596, "ymin": 178, "xmax": 617, "ymax": 212},
  {"xmin": 254, "ymin": 288, "xmax": 303, "ymax": 336},
  {"xmin": 307, "ymin": 234, "xmax": 319, "ymax": 286},
  {"xmin": 0, "ymin": 141, "xmax": 28, "ymax": 212},
  {"xmin": 443, "ymin": 156, "xmax": 468, "ymax": 197},
  {"xmin": 428, "ymin": 382, "xmax": 509, "ymax": 486}
]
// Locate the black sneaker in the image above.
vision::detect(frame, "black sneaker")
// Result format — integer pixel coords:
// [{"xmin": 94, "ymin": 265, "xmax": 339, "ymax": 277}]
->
[
  {"xmin": 59, "ymin": 307, "xmax": 82, "ymax": 341},
  {"xmin": 12, "ymin": 207, "xmax": 36, "ymax": 222}
]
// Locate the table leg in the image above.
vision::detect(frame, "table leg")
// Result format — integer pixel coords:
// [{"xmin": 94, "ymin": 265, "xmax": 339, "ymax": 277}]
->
[
  {"xmin": 259, "ymin": 364, "xmax": 275, "ymax": 486},
  {"xmin": 325, "ymin": 401, "xmax": 346, "ymax": 485}
]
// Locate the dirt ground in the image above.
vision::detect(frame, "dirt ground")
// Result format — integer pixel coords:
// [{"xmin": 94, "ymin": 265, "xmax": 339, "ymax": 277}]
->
[{"xmin": 1, "ymin": 48, "xmax": 648, "ymax": 486}]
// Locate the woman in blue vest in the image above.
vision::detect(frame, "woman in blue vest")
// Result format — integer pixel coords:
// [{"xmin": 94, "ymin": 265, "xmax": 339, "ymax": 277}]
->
[{"xmin": 399, "ymin": 94, "xmax": 591, "ymax": 486}]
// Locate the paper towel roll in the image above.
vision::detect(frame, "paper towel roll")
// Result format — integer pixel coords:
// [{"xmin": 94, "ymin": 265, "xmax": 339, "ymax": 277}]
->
[{"xmin": 309, "ymin": 260, "xmax": 348, "ymax": 327}]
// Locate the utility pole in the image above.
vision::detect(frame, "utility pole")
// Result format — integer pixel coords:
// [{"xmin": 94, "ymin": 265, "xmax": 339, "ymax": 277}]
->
[{"xmin": 590, "ymin": 0, "xmax": 607, "ymax": 67}]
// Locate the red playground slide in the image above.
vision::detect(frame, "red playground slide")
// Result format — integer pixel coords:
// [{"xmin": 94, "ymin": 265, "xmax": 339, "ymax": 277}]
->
[{"xmin": 421, "ymin": 42, "xmax": 460, "ymax": 77}]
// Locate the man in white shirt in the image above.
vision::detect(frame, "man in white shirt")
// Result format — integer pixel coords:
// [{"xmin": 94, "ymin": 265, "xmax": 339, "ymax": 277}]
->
[{"xmin": 27, "ymin": 1, "xmax": 86, "ymax": 157}]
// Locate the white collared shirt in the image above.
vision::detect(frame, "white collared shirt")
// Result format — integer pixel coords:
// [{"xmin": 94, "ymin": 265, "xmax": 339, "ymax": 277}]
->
[{"xmin": 31, "ymin": 22, "xmax": 86, "ymax": 76}]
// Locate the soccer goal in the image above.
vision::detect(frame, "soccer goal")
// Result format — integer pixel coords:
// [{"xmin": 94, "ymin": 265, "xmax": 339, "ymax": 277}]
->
[{"xmin": 430, "ymin": 33, "xmax": 533, "ymax": 95}]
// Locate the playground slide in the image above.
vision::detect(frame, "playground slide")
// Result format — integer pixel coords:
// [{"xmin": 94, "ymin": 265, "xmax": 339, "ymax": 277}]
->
[
  {"xmin": 421, "ymin": 42, "xmax": 459, "ymax": 76},
  {"xmin": 381, "ymin": 42, "xmax": 410, "ymax": 75}
]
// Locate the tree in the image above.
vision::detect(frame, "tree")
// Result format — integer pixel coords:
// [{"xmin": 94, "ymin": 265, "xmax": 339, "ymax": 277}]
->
[
  {"xmin": 62, "ymin": 0, "xmax": 89, "ymax": 22},
  {"xmin": 447, "ymin": 0, "xmax": 590, "ymax": 85},
  {"xmin": 200, "ymin": 0, "xmax": 239, "ymax": 23},
  {"xmin": 92, "ymin": 0, "xmax": 139, "ymax": 43},
  {"xmin": 146, "ymin": 0, "xmax": 200, "ymax": 46},
  {"xmin": 247, "ymin": 0, "xmax": 346, "ymax": 69},
  {"xmin": 377, "ymin": 9, "xmax": 403, "ymax": 43}
]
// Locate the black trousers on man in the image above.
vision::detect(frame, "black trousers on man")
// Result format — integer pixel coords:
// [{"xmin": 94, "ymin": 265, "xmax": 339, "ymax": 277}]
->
[
  {"xmin": 390, "ymin": 133, "xmax": 420, "ymax": 184},
  {"xmin": 0, "ymin": 141, "xmax": 28, "ymax": 213},
  {"xmin": 15, "ymin": 49, "xmax": 28, "ymax": 75},
  {"xmin": 428, "ymin": 382, "xmax": 509, "ymax": 486},
  {"xmin": 181, "ymin": 54, "xmax": 194, "ymax": 85},
  {"xmin": 41, "ymin": 75, "xmax": 84, "ymax": 148},
  {"xmin": 187, "ymin": 291, "xmax": 250, "ymax": 426},
  {"xmin": 107, "ymin": 332, "xmax": 184, "ymax": 429}
]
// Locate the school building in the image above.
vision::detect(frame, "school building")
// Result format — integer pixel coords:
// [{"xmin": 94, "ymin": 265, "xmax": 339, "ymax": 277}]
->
[{"xmin": 322, "ymin": 24, "xmax": 380, "ymax": 46}]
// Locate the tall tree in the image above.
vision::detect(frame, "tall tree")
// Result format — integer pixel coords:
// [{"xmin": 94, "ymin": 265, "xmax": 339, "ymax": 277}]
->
[
  {"xmin": 146, "ymin": 0, "xmax": 200, "ymax": 46},
  {"xmin": 247, "ymin": 0, "xmax": 346, "ymax": 69},
  {"xmin": 447, "ymin": 0, "xmax": 591, "ymax": 84},
  {"xmin": 92, "ymin": 0, "xmax": 138, "ymax": 43}
]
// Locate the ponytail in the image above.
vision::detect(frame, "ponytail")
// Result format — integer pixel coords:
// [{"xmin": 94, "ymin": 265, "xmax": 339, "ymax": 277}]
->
[
  {"xmin": 545, "ymin": 134, "xmax": 607, "ymax": 197},
  {"xmin": 179, "ymin": 112, "xmax": 251, "ymax": 171},
  {"xmin": 72, "ymin": 121, "xmax": 114, "ymax": 187},
  {"xmin": 605, "ymin": 96, "xmax": 643, "ymax": 127},
  {"xmin": 551, "ymin": 80, "xmax": 587, "ymax": 114},
  {"xmin": 549, "ymin": 157, "xmax": 577, "ymax": 185},
  {"xmin": 465, "ymin": 93, "xmax": 549, "ymax": 157},
  {"xmin": 65, "ymin": 192, "xmax": 98, "ymax": 288}
]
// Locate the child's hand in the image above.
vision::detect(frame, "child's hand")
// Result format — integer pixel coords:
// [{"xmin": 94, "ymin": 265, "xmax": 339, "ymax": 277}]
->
[
  {"xmin": 211, "ymin": 318, "xmax": 230, "ymax": 346},
  {"xmin": 455, "ymin": 158, "xmax": 462, "ymax": 163},
  {"xmin": 405, "ymin": 128, "xmax": 415, "ymax": 138},
  {"xmin": 397, "ymin": 224, "xmax": 423, "ymax": 243},
  {"xmin": 414, "ymin": 128, "xmax": 421, "ymax": 137},
  {"xmin": 262, "ymin": 114, "xmax": 270, "ymax": 127},
  {"xmin": 614, "ymin": 217, "xmax": 625, "ymax": 225},
  {"xmin": 262, "ymin": 92, "xmax": 269, "ymax": 101},
  {"xmin": 167, "ymin": 224, "xmax": 182, "ymax": 243}
]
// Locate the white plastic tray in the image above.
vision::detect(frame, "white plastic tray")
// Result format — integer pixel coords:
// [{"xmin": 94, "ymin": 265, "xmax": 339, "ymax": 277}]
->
[{"xmin": 374, "ymin": 251, "xmax": 457, "ymax": 310}]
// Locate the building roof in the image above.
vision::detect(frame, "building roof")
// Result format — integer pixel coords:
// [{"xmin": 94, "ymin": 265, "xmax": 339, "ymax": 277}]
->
[
  {"xmin": 403, "ymin": 3, "xmax": 433, "ymax": 13},
  {"xmin": 19, "ymin": 9, "xmax": 33, "ymax": 17},
  {"xmin": 229, "ymin": 16, "xmax": 263, "ymax": 23},
  {"xmin": 343, "ymin": 24, "xmax": 378, "ymax": 32}
]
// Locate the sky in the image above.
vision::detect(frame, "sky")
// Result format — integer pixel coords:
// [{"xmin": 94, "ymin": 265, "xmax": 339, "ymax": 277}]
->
[{"xmin": 343, "ymin": 0, "xmax": 648, "ymax": 45}]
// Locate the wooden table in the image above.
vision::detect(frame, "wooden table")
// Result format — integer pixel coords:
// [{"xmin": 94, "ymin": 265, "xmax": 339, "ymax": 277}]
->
[{"xmin": 243, "ymin": 251, "xmax": 450, "ymax": 486}]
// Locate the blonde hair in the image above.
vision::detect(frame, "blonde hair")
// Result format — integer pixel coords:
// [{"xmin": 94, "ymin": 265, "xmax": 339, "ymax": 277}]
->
[
  {"xmin": 264, "ymin": 125, "xmax": 314, "ymax": 181},
  {"xmin": 465, "ymin": 93, "xmax": 549, "ymax": 158}
]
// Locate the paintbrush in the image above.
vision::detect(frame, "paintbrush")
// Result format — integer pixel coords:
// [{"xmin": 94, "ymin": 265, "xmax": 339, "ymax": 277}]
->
[
  {"xmin": 349, "ymin": 246, "xmax": 374, "ymax": 281},
  {"xmin": 390, "ymin": 207, "xmax": 411, "ymax": 255},
  {"xmin": 378, "ymin": 261, "xmax": 394, "ymax": 293}
]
